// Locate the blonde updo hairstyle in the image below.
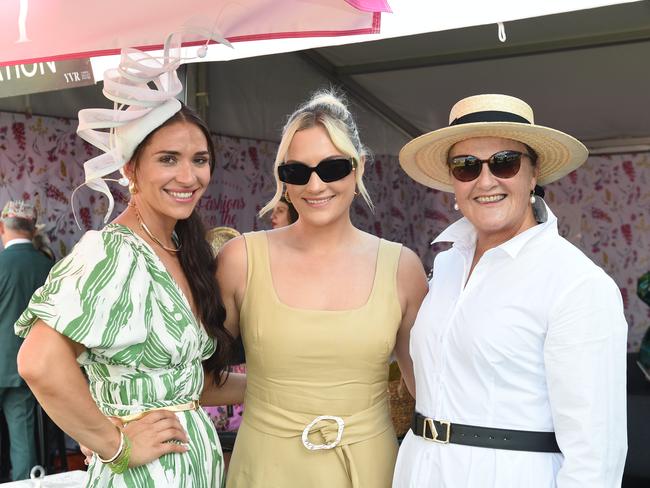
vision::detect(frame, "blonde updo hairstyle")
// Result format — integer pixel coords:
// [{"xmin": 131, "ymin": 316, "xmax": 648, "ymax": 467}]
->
[{"xmin": 259, "ymin": 90, "xmax": 373, "ymax": 217}]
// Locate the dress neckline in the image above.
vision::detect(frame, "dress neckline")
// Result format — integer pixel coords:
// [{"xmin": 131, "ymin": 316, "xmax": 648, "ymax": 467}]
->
[
  {"xmin": 106, "ymin": 223, "xmax": 202, "ymax": 328},
  {"xmin": 261, "ymin": 231, "xmax": 383, "ymax": 314}
]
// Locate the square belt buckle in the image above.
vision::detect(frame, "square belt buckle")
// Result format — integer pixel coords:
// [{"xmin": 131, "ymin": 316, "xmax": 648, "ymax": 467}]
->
[{"xmin": 423, "ymin": 418, "xmax": 451, "ymax": 444}]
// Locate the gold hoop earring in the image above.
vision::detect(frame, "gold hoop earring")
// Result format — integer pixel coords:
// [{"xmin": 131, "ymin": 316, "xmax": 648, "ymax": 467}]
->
[
  {"xmin": 284, "ymin": 189, "xmax": 291, "ymax": 203},
  {"xmin": 128, "ymin": 180, "xmax": 138, "ymax": 194}
]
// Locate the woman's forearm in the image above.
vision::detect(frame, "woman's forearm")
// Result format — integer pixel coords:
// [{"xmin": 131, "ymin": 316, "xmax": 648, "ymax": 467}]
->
[
  {"xmin": 394, "ymin": 345, "xmax": 416, "ymax": 398},
  {"xmin": 18, "ymin": 321, "xmax": 122, "ymax": 460},
  {"xmin": 201, "ymin": 371, "xmax": 246, "ymax": 406}
]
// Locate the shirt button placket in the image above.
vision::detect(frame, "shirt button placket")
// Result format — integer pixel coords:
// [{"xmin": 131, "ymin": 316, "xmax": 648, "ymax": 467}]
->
[{"xmin": 436, "ymin": 252, "xmax": 477, "ymax": 415}]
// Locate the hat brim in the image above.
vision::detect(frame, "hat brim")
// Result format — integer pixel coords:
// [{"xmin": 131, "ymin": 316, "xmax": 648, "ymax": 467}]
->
[{"xmin": 399, "ymin": 122, "xmax": 588, "ymax": 192}]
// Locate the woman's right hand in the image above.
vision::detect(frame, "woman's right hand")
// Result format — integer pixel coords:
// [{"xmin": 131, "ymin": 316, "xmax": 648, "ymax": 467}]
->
[
  {"xmin": 124, "ymin": 410, "xmax": 190, "ymax": 467},
  {"xmin": 83, "ymin": 411, "xmax": 190, "ymax": 468}
]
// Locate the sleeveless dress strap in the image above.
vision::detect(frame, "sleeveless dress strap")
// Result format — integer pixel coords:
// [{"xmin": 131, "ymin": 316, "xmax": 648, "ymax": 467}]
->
[
  {"xmin": 242, "ymin": 231, "xmax": 267, "ymax": 294},
  {"xmin": 369, "ymin": 239, "xmax": 402, "ymax": 316}
]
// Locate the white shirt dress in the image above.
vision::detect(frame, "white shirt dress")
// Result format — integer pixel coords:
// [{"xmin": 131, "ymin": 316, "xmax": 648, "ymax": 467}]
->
[{"xmin": 393, "ymin": 204, "xmax": 627, "ymax": 488}]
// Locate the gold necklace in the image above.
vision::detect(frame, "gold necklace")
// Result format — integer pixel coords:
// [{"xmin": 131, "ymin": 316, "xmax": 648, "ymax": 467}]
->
[{"xmin": 129, "ymin": 202, "xmax": 181, "ymax": 253}]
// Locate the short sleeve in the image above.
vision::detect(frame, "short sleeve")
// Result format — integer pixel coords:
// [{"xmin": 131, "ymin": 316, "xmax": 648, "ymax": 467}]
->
[{"xmin": 15, "ymin": 228, "xmax": 147, "ymax": 352}]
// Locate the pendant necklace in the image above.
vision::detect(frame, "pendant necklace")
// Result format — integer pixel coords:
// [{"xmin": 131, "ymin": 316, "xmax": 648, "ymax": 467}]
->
[{"xmin": 129, "ymin": 202, "xmax": 180, "ymax": 253}]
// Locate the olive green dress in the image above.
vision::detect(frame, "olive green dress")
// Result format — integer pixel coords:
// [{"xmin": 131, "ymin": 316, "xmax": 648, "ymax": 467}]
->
[{"xmin": 226, "ymin": 231, "xmax": 402, "ymax": 488}]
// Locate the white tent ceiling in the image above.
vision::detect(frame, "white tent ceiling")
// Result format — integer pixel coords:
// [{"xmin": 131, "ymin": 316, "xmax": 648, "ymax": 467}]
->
[
  {"xmin": 85, "ymin": 0, "xmax": 640, "ymax": 74},
  {"xmin": 205, "ymin": 1, "xmax": 650, "ymax": 155},
  {"xmin": 1, "ymin": 1, "xmax": 649, "ymax": 156}
]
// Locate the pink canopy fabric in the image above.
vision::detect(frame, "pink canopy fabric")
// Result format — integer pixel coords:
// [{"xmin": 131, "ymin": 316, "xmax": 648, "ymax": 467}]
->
[
  {"xmin": 344, "ymin": 0, "xmax": 392, "ymax": 12},
  {"xmin": 1, "ymin": 0, "xmax": 389, "ymax": 67}
]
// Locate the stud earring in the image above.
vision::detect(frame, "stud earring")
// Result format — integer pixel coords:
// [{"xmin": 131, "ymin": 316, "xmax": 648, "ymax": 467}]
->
[
  {"xmin": 453, "ymin": 200, "xmax": 459, "ymax": 211},
  {"xmin": 117, "ymin": 176, "xmax": 129, "ymax": 187},
  {"xmin": 284, "ymin": 190, "xmax": 291, "ymax": 204},
  {"xmin": 530, "ymin": 191, "xmax": 536, "ymax": 204}
]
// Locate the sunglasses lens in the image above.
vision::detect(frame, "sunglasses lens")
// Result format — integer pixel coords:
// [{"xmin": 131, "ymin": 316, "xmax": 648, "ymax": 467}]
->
[
  {"xmin": 278, "ymin": 163, "xmax": 311, "ymax": 185},
  {"xmin": 279, "ymin": 158, "xmax": 353, "ymax": 185},
  {"xmin": 316, "ymin": 158, "xmax": 353, "ymax": 182},
  {"xmin": 449, "ymin": 151, "xmax": 524, "ymax": 182},
  {"xmin": 489, "ymin": 151, "xmax": 522, "ymax": 178},
  {"xmin": 450, "ymin": 156, "xmax": 481, "ymax": 182}
]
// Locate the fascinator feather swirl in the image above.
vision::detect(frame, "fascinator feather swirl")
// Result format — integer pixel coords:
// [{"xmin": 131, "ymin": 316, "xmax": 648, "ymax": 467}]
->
[{"xmin": 75, "ymin": 30, "xmax": 230, "ymax": 223}]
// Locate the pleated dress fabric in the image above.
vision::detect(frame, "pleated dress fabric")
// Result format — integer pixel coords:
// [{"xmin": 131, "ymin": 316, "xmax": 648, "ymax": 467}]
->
[
  {"xmin": 16, "ymin": 225, "xmax": 224, "ymax": 488},
  {"xmin": 226, "ymin": 231, "xmax": 402, "ymax": 488}
]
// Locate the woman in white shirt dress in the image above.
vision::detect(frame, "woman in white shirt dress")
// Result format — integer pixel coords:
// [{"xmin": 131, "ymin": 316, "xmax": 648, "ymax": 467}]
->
[{"xmin": 394, "ymin": 94, "xmax": 628, "ymax": 488}]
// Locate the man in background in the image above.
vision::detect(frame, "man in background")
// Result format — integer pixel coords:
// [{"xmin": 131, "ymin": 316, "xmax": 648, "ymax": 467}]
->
[{"xmin": 0, "ymin": 200, "xmax": 53, "ymax": 480}]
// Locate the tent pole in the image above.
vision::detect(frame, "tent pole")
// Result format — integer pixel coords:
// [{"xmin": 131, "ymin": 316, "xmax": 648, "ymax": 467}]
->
[
  {"xmin": 196, "ymin": 62, "xmax": 209, "ymax": 126},
  {"xmin": 179, "ymin": 64, "xmax": 188, "ymax": 105}
]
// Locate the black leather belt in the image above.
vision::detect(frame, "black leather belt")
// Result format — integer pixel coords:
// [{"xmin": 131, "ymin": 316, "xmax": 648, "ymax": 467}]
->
[{"xmin": 412, "ymin": 412, "xmax": 561, "ymax": 453}]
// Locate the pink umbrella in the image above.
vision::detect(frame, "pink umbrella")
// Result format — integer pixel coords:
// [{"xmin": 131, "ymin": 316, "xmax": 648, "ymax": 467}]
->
[{"xmin": 1, "ymin": 0, "xmax": 391, "ymax": 67}]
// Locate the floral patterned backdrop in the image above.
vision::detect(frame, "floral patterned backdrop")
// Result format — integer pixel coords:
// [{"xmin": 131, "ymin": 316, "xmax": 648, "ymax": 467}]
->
[{"xmin": 1, "ymin": 110, "xmax": 648, "ymax": 350}]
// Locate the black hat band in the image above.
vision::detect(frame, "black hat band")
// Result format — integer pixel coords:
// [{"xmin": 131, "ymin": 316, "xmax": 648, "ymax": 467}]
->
[{"xmin": 450, "ymin": 110, "xmax": 531, "ymax": 126}]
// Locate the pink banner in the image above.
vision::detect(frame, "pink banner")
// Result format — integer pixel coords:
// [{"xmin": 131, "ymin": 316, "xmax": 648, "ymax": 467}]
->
[
  {"xmin": 344, "ymin": 0, "xmax": 392, "ymax": 13},
  {"xmin": 1, "ymin": 0, "xmax": 383, "ymax": 67}
]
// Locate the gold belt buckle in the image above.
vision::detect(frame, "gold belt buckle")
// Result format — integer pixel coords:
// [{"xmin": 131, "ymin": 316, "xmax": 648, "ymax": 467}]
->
[
  {"xmin": 119, "ymin": 400, "xmax": 201, "ymax": 424},
  {"xmin": 423, "ymin": 417, "xmax": 451, "ymax": 444},
  {"xmin": 301, "ymin": 415, "xmax": 345, "ymax": 451}
]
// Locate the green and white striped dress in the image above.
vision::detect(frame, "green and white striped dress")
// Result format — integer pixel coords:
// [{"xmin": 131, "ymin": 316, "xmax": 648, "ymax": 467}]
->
[{"xmin": 16, "ymin": 224, "xmax": 224, "ymax": 488}]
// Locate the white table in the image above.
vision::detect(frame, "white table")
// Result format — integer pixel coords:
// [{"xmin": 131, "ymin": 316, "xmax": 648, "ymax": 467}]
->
[{"xmin": 0, "ymin": 471, "xmax": 86, "ymax": 487}]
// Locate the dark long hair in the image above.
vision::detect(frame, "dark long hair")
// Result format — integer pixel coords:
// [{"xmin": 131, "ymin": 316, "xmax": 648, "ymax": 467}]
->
[
  {"xmin": 279, "ymin": 195, "xmax": 299, "ymax": 224},
  {"xmin": 131, "ymin": 104, "xmax": 233, "ymax": 383}
]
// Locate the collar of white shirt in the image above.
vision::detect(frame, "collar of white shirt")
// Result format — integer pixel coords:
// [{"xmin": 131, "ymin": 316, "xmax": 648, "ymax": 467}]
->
[
  {"xmin": 432, "ymin": 200, "xmax": 559, "ymax": 259},
  {"xmin": 4, "ymin": 238, "xmax": 32, "ymax": 249}
]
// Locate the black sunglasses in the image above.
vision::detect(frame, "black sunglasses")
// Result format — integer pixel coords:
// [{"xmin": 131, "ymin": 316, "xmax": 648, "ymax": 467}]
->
[
  {"xmin": 278, "ymin": 158, "xmax": 354, "ymax": 185},
  {"xmin": 448, "ymin": 150, "xmax": 532, "ymax": 182}
]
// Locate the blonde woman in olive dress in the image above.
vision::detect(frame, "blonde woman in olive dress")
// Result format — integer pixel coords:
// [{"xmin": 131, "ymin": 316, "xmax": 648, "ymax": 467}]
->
[{"xmin": 219, "ymin": 91, "xmax": 428, "ymax": 488}]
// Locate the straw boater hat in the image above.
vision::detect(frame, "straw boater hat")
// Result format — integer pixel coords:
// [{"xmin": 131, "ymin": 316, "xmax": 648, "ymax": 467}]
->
[
  {"xmin": 399, "ymin": 94, "xmax": 589, "ymax": 192},
  {"xmin": 206, "ymin": 226, "xmax": 241, "ymax": 255}
]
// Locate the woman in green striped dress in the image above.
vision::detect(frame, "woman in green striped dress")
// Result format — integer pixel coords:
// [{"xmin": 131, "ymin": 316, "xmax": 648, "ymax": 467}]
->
[{"xmin": 15, "ymin": 102, "xmax": 240, "ymax": 487}]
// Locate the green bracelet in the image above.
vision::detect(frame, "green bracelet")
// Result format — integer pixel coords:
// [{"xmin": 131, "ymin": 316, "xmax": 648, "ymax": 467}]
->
[{"xmin": 108, "ymin": 432, "xmax": 131, "ymax": 474}]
